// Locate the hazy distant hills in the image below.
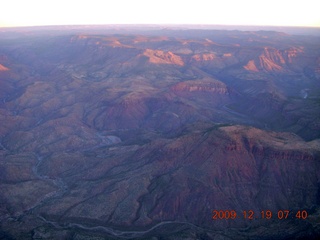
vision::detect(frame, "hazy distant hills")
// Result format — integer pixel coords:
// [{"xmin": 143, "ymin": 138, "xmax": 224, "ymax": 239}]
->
[{"xmin": 0, "ymin": 27, "xmax": 320, "ymax": 239}]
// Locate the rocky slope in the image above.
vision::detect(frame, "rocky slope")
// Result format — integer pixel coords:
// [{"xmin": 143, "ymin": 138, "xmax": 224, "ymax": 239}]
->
[{"xmin": 0, "ymin": 26, "xmax": 320, "ymax": 239}]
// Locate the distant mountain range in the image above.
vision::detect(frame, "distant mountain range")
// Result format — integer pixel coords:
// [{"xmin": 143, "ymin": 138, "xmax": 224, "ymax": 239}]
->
[
  {"xmin": 1, "ymin": 24, "xmax": 320, "ymax": 36},
  {"xmin": 0, "ymin": 26, "xmax": 319, "ymax": 240}
]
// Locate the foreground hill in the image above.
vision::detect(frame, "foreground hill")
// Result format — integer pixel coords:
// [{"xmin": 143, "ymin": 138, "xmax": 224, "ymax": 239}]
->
[{"xmin": 0, "ymin": 26, "xmax": 320, "ymax": 239}]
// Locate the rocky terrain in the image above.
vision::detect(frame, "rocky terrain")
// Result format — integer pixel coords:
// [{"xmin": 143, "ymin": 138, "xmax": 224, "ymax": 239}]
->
[{"xmin": 0, "ymin": 26, "xmax": 320, "ymax": 239}]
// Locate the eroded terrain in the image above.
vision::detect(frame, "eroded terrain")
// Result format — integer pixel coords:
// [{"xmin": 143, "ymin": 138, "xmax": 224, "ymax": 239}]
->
[{"xmin": 0, "ymin": 26, "xmax": 320, "ymax": 239}]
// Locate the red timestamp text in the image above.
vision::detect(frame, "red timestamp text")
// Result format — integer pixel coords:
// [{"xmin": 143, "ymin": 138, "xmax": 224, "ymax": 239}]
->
[{"xmin": 212, "ymin": 210, "xmax": 308, "ymax": 220}]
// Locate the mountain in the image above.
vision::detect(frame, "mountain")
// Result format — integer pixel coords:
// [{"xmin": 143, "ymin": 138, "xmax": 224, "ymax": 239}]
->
[{"xmin": 0, "ymin": 26, "xmax": 320, "ymax": 240}]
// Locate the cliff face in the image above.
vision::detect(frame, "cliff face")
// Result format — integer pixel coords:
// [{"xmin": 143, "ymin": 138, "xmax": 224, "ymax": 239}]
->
[
  {"xmin": 0, "ymin": 28, "xmax": 320, "ymax": 239},
  {"xmin": 0, "ymin": 64, "xmax": 9, "ymax": 71},
  {"xmin": 243, "ymin": 47, "xmax": 305, "ymax": 72},
  {"xmin": 142, "ymin": 49, "xmax": 184, "ymax": 66}
]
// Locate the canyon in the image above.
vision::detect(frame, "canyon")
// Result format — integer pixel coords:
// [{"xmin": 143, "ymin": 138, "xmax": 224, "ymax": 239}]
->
[{"xmin": 0, "ymin": 26, "xmax": 320, "ymax": 239}]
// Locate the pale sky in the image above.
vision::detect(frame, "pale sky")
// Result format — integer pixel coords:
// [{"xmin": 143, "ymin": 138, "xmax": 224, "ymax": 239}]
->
[{"xmin": 0, "ymin": 0, "xmax": 319, "ymax": 28}]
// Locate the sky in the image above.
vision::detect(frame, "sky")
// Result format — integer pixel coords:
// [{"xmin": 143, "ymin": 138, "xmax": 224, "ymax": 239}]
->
[{"xmin": 0, "ymin": 0, "xmax": 319, "ymax": 28}]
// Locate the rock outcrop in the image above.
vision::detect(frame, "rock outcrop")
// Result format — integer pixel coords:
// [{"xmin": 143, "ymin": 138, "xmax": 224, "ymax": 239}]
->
[
  {"xmin": 142, "ymin": 49, "xmax": 184, "ymax": 66},
  {"xmin": 0, "ymin": 64, "xmax": 9, "ymax": 71}
]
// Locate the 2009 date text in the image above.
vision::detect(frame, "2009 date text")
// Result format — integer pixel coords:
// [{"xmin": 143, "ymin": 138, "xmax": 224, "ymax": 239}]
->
[{"xmin": 212, "ymin": 210, "xmax": 308, "ymax": 220}]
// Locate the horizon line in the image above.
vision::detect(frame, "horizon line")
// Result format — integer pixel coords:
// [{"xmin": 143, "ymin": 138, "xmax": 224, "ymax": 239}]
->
[{"xmin": 1, "ymin": 23, "xmax": 320, "ymax": 29}]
